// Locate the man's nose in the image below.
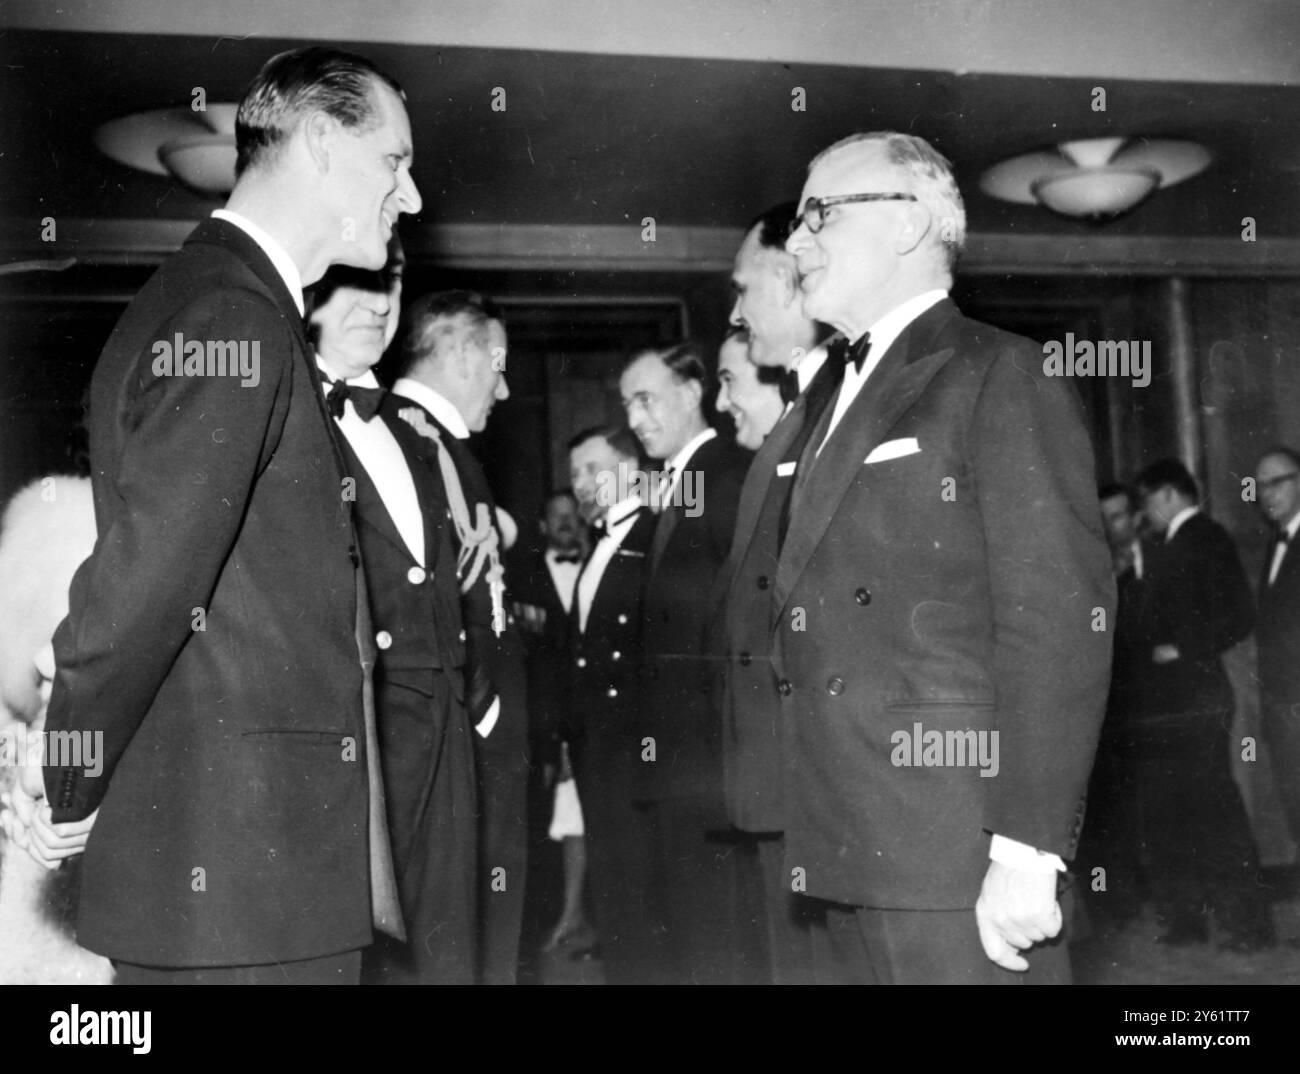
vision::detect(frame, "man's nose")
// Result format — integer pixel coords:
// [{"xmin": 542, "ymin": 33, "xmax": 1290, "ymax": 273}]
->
[
  {"xmin": 715, "ymin": 383, "xmax": 730, "ymax": 413},
  {"xmin": 785, "ymin": 219, "xmax": 810, "ymax": 256},
  {"xmin": 397, "ymin": 169, "xmax": 422, "ymax": 216},
  {"xmin": 728, "ymin": 296, "xmax": 744, "ymax": 327}
]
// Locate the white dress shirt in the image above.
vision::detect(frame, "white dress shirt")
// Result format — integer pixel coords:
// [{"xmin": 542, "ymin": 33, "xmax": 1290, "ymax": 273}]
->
[
  {"xmin": 779, "ymin": 340, "xmax": 833, "ymax": 420},
  {"xmin": 660, "ymin": 426, "xmax": 717, "ymax": 507},
  {"xmin": 1267, "ymin": 510, "xmax": 1300, "ymax": 586},
  {"xmin": 211, "ymin": 209, "xmax": 304, "ymax": 317},
  {"xmin": 545, "ymin": 548, "xmax": 582, "ymax": 614},
  {"xmin": 817, "ymin": 289, "xmax": 949, "ymax": 454},
  {"xmin": 390, "ymin": 377, "xmax": 470, "ymax": 439},
  {"xmin": 576, "ymin": 496, "xmax": 643, "ymax": 633},
  {"xmin": 318, "ymin": 358, "xmax": 425, "ymax": 566}
]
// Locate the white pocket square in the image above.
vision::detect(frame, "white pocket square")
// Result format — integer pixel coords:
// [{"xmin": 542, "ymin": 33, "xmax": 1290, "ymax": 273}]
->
[
  {"xmin": 775, "ymin": 461, "xmax": 797, "ymax": 477},
  {"xmin": 864, "ymin": 438, "xmax": 920, "ymax": 464}
]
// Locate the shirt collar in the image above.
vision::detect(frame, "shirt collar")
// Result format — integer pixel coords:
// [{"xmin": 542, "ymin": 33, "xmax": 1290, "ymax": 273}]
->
[
  {"xmin": 391, "ymin": 377, "xmax": 470, "ymax": 439},
  {"xmin": 1282, "ymin": 511, "xmax": 1300, "ymax": 540},
  {"xmin": 604, "ymin": 494, "xmax": 644, "ymax": 529},
  {"xmin": 212, "ymin": 208, "xmax": 304, "ymax": 317},
  {"xmin": 664, "ymin": 426, "xmax": 717, "ymax": 475},
  {"xmin": 315, "ymin": 354, "xmax": 380, "ymax": 390},
  {"xmin": 1166, "ymin": 505, "xmax": 1200, "ymax": 542},
  {"xmin": 795, "ymin": 340, "xmax": 831, "ymax": 392},
  {"xmin": 850, "ymin": 289, "xmax": 948, "ymax": 369}
]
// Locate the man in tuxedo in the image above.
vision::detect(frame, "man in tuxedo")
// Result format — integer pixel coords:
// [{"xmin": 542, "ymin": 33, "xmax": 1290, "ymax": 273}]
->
[
  {"xmin": 1255, "ymin": 447, "xmax": 1300, "ymax": 858},
  {"xmin": 390, "ymin": 292, "xmax": 530, "ymax": 983},
  {"xmin": 716, "ymin": 204, "xmax": 845, "ymax": 984},
  {"xmin": 1077, "ymin": 483, "xmax": 1148, "ymax": 927},
  {"xmin": 619, "ymin": 342, "xmax": 750, "ymax": 983},
  {"xmin": 310, "ymin": 239, "xmax": 478, "ymax": 983},
  {"xmin": 1132, "ymin": 458, "xmax": 1273, "ymax": 950},
  {"xmin": 35, "ymin": 47, "xmax": 422, "ymax": 983},
  {"xmin": 777, "ymin": 131, "xmax": 1114, "ymax": 984},
  {"xmin": 559, "ymin": 425, "xmax": 657, "ymax": 980}
]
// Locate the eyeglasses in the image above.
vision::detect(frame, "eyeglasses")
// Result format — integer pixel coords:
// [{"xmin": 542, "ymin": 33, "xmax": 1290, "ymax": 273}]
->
[
  {"xmin": 799, "ymin": 193, "xmax": 917, "ymax": 234},
  {"xmin": 1259, "ymin": 471, "xmax": 1300, "ymax": 493}
]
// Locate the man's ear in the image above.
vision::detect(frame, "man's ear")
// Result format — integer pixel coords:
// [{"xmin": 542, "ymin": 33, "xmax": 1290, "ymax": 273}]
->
[
  {"xmin": 302, "ymin": 110, "xmax": 337, "ymax": 175},
  {"xmin": 774, "ymin": 257, "xmax": 801, "ymax": 308},
  {"xmin": 895, "ymin": 200, "xmax": 932, "ymax": 257},
  {"xmin": 683, "ymin": 376, "xmax": 704, "ymax": 410}
]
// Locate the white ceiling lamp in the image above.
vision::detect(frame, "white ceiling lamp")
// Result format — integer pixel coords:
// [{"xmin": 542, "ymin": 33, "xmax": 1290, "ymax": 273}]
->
[
  {"xmin": 980, "ymin": 136, "xmax": 1212, "ymax": 218},
  {"xmin": 95, "ymin": 104, "xmax": 239, "ymax": 196}
]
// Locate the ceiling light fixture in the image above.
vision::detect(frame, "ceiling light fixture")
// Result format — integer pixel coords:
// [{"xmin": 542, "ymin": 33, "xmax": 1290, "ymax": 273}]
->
[
  {"xmin": 980, "ymin": 136, "xmax": 1212, "ymax": 218},
  {"xmin": 95, "ymin": 105, "xmax": 239, "ymax": 196}
]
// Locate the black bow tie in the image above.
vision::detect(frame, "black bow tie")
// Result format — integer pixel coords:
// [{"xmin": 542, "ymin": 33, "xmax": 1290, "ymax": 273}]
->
[
  {"xmin": 325, "ymin": 378, "xmax": 386, "ymax": 422},
  {"xmin": 553, "ymin": 552, "xmax": 582, "ymax": 564},
  {"xmin": 779, "ymin": 368, "xmax": 800, "ymax": 406},
  {"xmin": 843, "ymin": 332, "xmax": 872, "ymax": 373}
]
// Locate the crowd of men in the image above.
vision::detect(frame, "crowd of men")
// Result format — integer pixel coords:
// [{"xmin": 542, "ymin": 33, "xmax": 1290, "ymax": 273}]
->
[{"xmin": 0, "ymin": 43, "xmax": 1291, "ymax": 986}]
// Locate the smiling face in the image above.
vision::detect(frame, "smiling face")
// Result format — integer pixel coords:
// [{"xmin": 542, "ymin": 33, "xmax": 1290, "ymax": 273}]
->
[
  {"xmin": 619, "ymin": 352, "xmax": 704, "ymax": 462},
  {"xmin": 716, "ymin": 335, "xmax": 784, "ymax": 450},
  {"xmin": 327, "ymin": 80, "xmax": 422, "ymax": 270},
  {"xmin": 569, "ymin": 434, "xmax": 627, "ymax": 522},
  {"xmin": 786, "ymin": 141, "xmax": 916, "ymax": 335},
  {"xmin": 311, "ymin": 238, "xmax": 405, "ymax": 380}
]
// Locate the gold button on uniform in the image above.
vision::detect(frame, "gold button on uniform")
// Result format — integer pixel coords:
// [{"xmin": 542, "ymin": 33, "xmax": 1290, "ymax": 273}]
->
[
  {"xmin": 407, "ymin": 566, "xmax": 426, "ymax": 585},
  {"xmin": 375, "ymin": 631, "xmax": 393, "ymax": 650}
]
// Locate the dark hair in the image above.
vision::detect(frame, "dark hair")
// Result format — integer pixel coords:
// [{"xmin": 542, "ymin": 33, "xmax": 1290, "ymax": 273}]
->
[
  {"xmin": 567, "ymin": 423, "xmax": 641, "ymax": 462},
  {"xmin": 1098, "ymin": 482, "xmax": 1135, "ymax": 509},
  {"xmin": 747, "ymin": 201, "xmax": 799, "ymax": 251},
  {"xmin": 1258, "ymin": 445, "xmax": 1300, "ymax": 471},
  {"xmin": 1135, "ymin": 458, "xmax": 1199, "ymax": 501},
  {"xmin": 623, "ymin": 340, "xmax": 707, "ymax": 388},
  {"xmin": 544, "ymin": 489, "xmax": 578, "ymax": 512},
  {"xmin": 236, "ymin": 46, "xmax": 404, "ymax": 178},
  {"xmin": 397, "ymin": 290, "xmax": 505, "ymax": 376}
]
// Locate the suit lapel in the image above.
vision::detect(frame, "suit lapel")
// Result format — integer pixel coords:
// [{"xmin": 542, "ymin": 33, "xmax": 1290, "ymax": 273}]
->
[
  {"xmin": 724, "ymin": 395, "xmax": 805, "ymax": 594},
  {"xmin": 774, "ymin": 301, "xmax": 960, "ymax": 618}
]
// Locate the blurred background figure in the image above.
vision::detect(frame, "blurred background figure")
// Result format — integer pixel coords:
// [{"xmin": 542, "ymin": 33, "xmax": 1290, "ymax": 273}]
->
[
  {"xmin": 0, "ymin": 475, "xmax": 111, "ymax": 984},
  {"xmin": 1253, "ymin": 447, "xmax": 1300, "ymax": 885},
  {"xmin": 1132, "ymin": 459, "xmax": 1274, "ymax": 951}
]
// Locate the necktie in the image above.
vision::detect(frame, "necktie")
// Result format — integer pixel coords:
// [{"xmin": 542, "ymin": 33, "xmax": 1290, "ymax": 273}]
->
[
  {"xmin": 779, "ymin": 368, "xmax": 800, "ymax": 406},
  {"xmin": 845, "ymin": 332, "xmax": 872, "ymax": 373},
  {"xmin": 326, "ymin": 379, "xmax": 386, "ymax": 421}
]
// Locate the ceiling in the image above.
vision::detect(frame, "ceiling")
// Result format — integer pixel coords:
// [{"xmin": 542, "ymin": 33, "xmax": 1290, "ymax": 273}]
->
[{"xmin": 0, "ymin": 2, "xmax": 1297, "ymax": 266}]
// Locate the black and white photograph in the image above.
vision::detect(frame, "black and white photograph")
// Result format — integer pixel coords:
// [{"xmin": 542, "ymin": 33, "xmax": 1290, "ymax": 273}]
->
[{"xmin": 0, "ymin": 0, "xmax": 1297, "ymax": 1024}]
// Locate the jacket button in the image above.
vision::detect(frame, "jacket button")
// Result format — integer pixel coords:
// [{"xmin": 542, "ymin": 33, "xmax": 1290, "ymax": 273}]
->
[
  {"xmin": 617, "ymin": 614, "xmax": 628, "ymax": 625},
  {"xmin": 611, "ymin": 650, "xmax": 621, "ymax": 661},
  {"xmin": 606, "ymin": 687, "xmax": 618, "ymax": 699},
  {"xmin": 459, "ymin": 630, "xmax": 466, "ymax": 642},
  {"xmin": 406, "ymin": 566, "xmax": 426, "ymax": 585},
  {"xmin": 855, "ymin": 588, "xmax": 871, "ymax": 605},
  {"xmin": 827, "ymin": 676, "xmax": 845, "ymax": 696},
  {"xmin": 777, "ymin": 678, "xmax": 792, "ymax": 697},
  {"xmin": 375, "ymin": 631, "xmax": 393, "ymax": 650},
  {"xmin": 757, "ymin": 575, "xmax": 770, "ymax": 590},
  {"xmin": 575, "ymin": 656, "xmax": 587, "ymax": 668},
  {"xmin": 348, "ymin": 545, "xmax": 360, "ymax": 568},
  {"xmin": 739, "ymin": 651, "xmax": 752, "ymax": 667}
]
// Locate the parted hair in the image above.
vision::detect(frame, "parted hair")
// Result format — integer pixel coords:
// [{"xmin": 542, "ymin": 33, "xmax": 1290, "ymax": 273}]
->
[
  {"xmin": 235, "ymin": 46, "xmax": 404, "ymax": 178},
  {"xmin": 397, "ymin": 290, "xmax": 505, "ymax": 375}
]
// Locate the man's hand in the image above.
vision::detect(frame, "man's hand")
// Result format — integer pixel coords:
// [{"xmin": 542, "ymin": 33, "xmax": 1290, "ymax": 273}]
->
[
  {"xmin": 975, "ymin": 859, "xmax": 1062, "ymax": 972},
  {"xmin": 1152, "ymin": 643, "xmax": 1180, "ymax": 665},
  {"xmin": 0, "ymin": 767, "xmax": 97, "ymax": 870}
]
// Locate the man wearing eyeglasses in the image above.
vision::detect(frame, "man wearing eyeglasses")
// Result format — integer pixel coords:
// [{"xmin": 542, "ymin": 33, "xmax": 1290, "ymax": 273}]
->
[
  {"xmin": 773, "ymin": 131, "xmax": 1114, "ymax": 984},
  {"xmin": 1255, "ymin": 447, "xmax": 1300, "ymax": 862}
]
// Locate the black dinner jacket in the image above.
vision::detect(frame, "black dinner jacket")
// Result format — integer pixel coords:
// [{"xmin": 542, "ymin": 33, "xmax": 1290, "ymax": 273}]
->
[
  {"xmin": 715, "ymin": 355, "xmax": 842, "ymax": 834},
  {"xmin": 773, "ymin": 298, "xmax": 1114, "ymax": 910},
  {"xmin": 1257, "ymin": 525, "xmax": 1300, "ymax": 707},
  {"xmin": 636, "ymin": 433, "xmax": 750, "ymax": 809},
  {"xmin": 1136, "ymin": 511, "xmax": 1255, "ymax": 718},
  {"xmin": 43, "ymin": 217, "xmax": 374, "ymax": 966}
]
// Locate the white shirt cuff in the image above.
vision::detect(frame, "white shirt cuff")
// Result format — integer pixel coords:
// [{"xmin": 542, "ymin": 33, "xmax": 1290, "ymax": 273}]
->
[
  {"xmin": 989, "ymin": 834, "xmax": 1066, "ymax": 873},
  {"xmin": 475, "ymin": 696, "xmax": 501, "ymax": 739}
]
